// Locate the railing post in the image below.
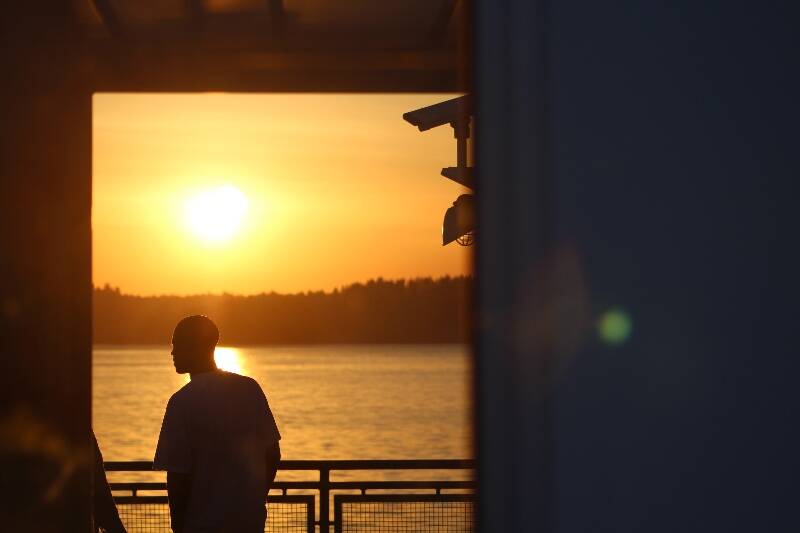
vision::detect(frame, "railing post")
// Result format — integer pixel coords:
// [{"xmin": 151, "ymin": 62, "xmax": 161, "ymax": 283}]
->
[
  {"xmin": 333, "ymin": 494, "xmax": 342, "ymax": 533},
  {"xmin": 319, "ymin": 466, "xmax": 330, "ymax": 532}
]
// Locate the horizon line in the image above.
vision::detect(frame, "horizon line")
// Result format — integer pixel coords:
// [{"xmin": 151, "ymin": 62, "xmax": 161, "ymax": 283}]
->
[{"xmin": 94, "ymin": 274, "xmax": 473, "ymax": 299}]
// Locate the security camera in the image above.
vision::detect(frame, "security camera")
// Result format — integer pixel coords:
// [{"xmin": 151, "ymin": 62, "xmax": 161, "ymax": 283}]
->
[{"xmin": 402, "ymin": 95, "xmax": 472, "ymax": 132}]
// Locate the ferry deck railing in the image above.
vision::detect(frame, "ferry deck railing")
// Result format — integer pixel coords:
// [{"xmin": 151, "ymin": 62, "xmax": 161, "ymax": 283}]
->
[{"xmin": 105, "ymin": 459, "xmax": 475, "ymax": 532}]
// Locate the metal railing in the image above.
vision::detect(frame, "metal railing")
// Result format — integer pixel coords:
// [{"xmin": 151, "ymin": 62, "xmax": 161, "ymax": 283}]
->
[{"xmin": 105, "ymin": 459, "xmax": 475, "ymax": 532}]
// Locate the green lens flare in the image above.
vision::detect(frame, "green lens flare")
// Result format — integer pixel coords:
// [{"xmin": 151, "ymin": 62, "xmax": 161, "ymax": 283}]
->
[{"xmin": 598, "ymin": 308, "xmax": 632, "ymax": 345}]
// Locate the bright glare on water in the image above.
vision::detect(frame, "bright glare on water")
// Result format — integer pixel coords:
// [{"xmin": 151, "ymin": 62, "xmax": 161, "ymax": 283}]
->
[
  {"xmin": 93, "ymin": 344, "xmax": 472, "ymax": 466},
  {"xmin": 213, "ymin": 346, "xmax": 244, "ymax": 374}
]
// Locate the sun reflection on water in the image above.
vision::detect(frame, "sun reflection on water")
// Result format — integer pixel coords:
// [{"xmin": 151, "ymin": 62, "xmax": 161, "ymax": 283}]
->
[{"xmin": 214, "ymin": 347, "xmax": 245, "ymax": 375}]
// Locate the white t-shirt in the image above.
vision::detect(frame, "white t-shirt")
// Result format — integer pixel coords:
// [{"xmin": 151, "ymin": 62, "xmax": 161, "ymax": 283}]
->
[{"xmin": 154, "ymin": 370, "xmax": 281, "ymax": 532}]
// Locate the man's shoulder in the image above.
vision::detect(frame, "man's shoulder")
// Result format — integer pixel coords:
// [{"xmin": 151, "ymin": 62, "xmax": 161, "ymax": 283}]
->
[
  {"xmin": 213, "ymin": 370, "xmax": 254, "ymax": 383},
  {"xmin": 168, "ymin": 381, "xmax": 194, "ymax": 405},
  {"xmin": 226, "ymin": 372, "xmax": 264, "ymax": 392},
  {"xmin": 233, "ymin": 372, "xmax": 259, "ymax": 385},
  {"xmin": 172, "ymin": 371, "xmax": 265, "ymax": 403}
]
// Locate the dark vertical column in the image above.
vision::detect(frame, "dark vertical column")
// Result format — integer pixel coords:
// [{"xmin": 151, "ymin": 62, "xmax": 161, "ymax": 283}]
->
[
  {"xmin": 0, "ymin": 4, "xmax": 93, "ymax": 531},
  {"xmin": 473, "ymin": 0, "xmax": 554, "ymax": 532}
]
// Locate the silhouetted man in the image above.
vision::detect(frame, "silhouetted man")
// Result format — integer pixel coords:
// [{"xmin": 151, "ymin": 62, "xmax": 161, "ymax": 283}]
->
[{"xmin": 154, "ymin": 315, "xmax": 281, "ymax": 533}]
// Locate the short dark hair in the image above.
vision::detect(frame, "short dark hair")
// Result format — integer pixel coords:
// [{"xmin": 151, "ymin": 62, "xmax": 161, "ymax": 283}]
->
[{"xmin": 173, "ymin": 315, "xmax": 219, "ymax": 349}]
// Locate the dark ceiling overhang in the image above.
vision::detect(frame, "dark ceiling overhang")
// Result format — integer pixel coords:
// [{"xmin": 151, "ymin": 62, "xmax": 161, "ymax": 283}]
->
[{"xmin": 76, "ymin": 0, "xmax": 469, "ymax": 92}]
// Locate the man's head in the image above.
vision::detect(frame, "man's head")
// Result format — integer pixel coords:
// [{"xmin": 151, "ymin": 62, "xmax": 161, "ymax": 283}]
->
[{"xmin": 171, "ymin": 315, "xmax": 219, "ymax": 374}]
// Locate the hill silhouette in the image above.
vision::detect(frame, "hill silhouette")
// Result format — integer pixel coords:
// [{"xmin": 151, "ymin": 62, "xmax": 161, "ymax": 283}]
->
[{"xmin": 94, "ymin": 276, "xmax": 471, "ymax": 345}]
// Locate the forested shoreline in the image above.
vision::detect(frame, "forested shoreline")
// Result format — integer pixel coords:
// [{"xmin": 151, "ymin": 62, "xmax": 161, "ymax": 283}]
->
[{"xmin": 94, "ymin": 276, "xmax": 471, "ymax": 345}]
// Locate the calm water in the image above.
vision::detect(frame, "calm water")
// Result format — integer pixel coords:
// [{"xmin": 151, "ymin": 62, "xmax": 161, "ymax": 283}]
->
[{"xmin": 93, "ymin": 344, "xmax": 472, "ymax": 465}]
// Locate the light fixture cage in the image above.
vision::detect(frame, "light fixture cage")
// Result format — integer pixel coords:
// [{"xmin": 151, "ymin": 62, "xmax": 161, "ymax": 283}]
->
[{"xmin": 456, "ymin": 231, "xmax": 475, "ymax": 246}]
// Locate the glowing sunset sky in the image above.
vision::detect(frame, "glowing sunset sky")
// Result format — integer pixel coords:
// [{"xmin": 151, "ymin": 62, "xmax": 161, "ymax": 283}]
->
[{"xmin": 93, "ymin": 94, "xmax": 470, "ymax": 295}]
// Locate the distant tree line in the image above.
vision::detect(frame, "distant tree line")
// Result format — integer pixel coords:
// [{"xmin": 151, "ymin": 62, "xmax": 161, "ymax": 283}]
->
[{"xmin": 93, "ymin": 276, "xmax": 472, "ymax": 345}]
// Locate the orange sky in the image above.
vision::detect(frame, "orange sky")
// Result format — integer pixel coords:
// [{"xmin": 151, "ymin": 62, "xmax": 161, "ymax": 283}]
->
[{"xmin": 93, "ymin": 94, "xmax": 470, "ymax": 295}]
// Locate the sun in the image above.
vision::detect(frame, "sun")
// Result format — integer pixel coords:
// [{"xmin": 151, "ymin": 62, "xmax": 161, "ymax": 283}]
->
[{"xmin": 184, "ymin": 185, "xmax": 249, "ymax": 243}]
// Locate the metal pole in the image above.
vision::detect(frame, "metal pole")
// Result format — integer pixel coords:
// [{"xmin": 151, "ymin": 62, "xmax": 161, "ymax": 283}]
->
[
  {"xmin": 319, "ymin": 467, "xmax": 330, "ymax": 532},
  {"xmin": 454, "ymin": 120, "xmax": 470, "ymax": 169}
]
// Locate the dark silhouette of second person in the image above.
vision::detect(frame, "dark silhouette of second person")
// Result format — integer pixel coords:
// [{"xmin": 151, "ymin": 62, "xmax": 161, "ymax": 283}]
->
[{"xmin": 154, "ymin": 315, "xmax": 281, "ymax": 533}]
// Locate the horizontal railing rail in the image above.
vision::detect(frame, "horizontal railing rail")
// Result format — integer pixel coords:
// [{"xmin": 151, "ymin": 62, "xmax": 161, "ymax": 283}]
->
[
  {"xmin": 106, "ymin": 459, "xmax": 475, "ymax": 532},
  {"xmin": 105, "ymin": 459, "xmax": 475, "ymax": 471}
]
